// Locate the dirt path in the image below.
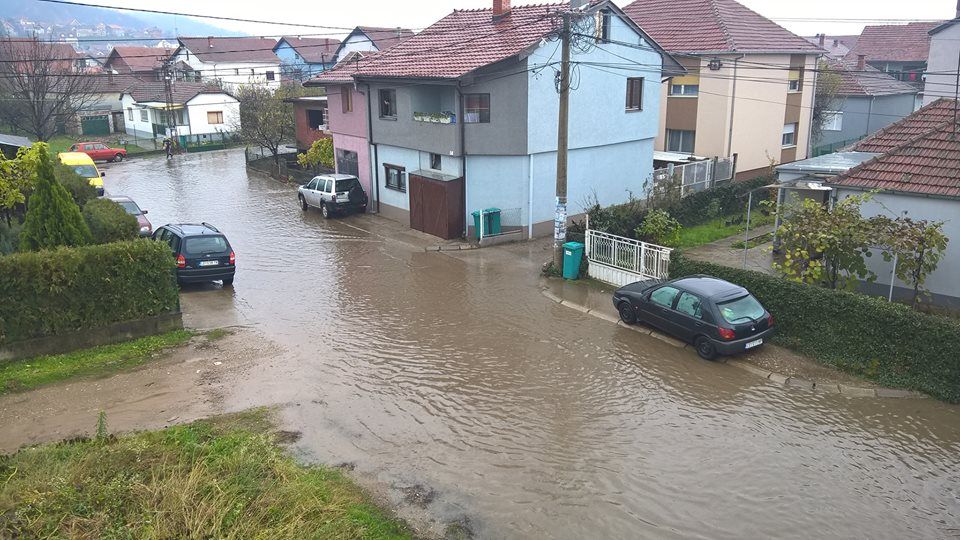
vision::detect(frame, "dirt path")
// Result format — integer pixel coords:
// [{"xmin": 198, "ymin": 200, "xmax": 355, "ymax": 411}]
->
[{"xmin": 0, "ymin": 329, "xmax": 276, "ymax": 453}]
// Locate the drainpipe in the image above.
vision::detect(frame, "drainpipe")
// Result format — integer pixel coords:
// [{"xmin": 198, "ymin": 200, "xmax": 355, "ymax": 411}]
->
[
  {"xmin": 528, "ymin": 154, "xmax": 534, "ymax": 238},
  {"xmin": 865, "ymin": 96, "xmax": 875, "ymax": 138},
  {"xmin": 725, "ymin": 55, "xmax": 744, "ymax": 158},
  {"xmin": 364, "ymin": 82, "xmax": 380, "ymax": 213},
  {"xmin": 458, "ymin": 83, "xmax": 468, "ymax": 238}
]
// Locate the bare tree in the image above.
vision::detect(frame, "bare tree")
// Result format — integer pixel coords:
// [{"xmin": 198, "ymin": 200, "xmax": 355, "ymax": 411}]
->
[
  {"xmin": 811, "ymin": 60, "xmax": 846, "ymax": 146},
  {"xmin": 0, "ymin": 38, "xmax": 100, "ymax": 141},
  {"xmin": 230, "ymin": 84, "xmax": 298, "ymax": 168}
]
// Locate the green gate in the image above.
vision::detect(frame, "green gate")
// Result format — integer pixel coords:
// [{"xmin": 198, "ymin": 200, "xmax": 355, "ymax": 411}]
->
[{"xmin": 80, "ymin": 115, "xmax": 110, "ymax": 136}]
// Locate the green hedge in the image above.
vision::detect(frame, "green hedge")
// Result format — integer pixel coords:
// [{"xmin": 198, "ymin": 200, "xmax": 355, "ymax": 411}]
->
[
  {"xmin": 664, "ymin": 176, "xmax": 771, "ymax": 226},
  {"xmin": 669, "ymin": 255, "xmax": 960, "ymax": 402},
  {"xmin": 0, "ymin": 240, "xmax": 179, "ymax": 345},
  {"xmin": 83, "ymin": 198, "xmax": 138, "ymax": 244}
]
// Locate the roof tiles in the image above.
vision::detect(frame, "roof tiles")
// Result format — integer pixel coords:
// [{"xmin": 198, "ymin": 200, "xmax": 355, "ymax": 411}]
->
[
  {"xmin": 178, "ymin": 37, "xmax": 279, "ymax": 63},
  {"xmin": 277, "ymin": 37, "xmax": 340, "ymax": 64},
  {"xmin": 829, "ymin": 59, "xmax": 918, "ymax": 97},
  {"xmin": 852, "ymin": 98, "xmax": 957, "ymax": 153},
  {"xmin": 844, "ymin": 22, "xmax": 941, "ymax": 64}
]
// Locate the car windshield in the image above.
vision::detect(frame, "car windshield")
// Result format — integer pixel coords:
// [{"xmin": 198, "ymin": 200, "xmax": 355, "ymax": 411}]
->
[
  {"xmin": 183, "ymin": 235, "xmax": 228, "ymax": 255},
  {"xmin": 117, "ymin": 201, "xmax": 141, "ymax": 215},
  {"xmin": 336, "ymin": 178, "xmax": 360, "ymax": 192},
  {"xmin": 72, "ymin": 165, "xmax": 98, "ymax": 177},
  {"xmin": 717, "ymin": 295, "xmax": 765, "ymax": 324}
]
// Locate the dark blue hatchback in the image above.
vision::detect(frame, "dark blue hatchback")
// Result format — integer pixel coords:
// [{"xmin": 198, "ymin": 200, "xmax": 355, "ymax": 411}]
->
[
  {"xmin": 153, "ymin": 223, "xmax": 235, "ymax": 286},
  {"xmin": 612, "ymin": 275, "xmax": 774, "ymax": 360}
]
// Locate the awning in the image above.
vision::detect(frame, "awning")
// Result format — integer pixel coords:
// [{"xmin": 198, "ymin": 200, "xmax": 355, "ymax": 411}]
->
[{"xmin": 653, "ymin": 150, "xmax": 708, "ymax": 164}]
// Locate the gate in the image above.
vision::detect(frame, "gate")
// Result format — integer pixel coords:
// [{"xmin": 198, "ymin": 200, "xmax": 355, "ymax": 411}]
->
[
  {"xmin": 80, "ymin": 114, "xmax": 110, "ymax": 136},
  {"xmin": 585, "ymin": 227, "xmax": 672, "ymax": 286},
  {"xmin": 409, "ymin": 174, "xmax": 464, "ymax": 240}
]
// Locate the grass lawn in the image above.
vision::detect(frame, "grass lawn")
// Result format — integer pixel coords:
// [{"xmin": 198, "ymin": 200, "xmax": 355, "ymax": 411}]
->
[
  {"xmin": 0, "ymin": 329, "xmax": 194, "ymax": 394},
  {"xmin": 0, "ymin": 409, "xmax": 413, "ymax": 539},
  {"xmin": 677, "ymin": 212, "xmax": 774, "ymax": 249}
]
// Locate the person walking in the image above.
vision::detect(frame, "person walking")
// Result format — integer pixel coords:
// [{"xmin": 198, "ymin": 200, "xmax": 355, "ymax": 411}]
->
[{"xmin": 164, "ymin": 138, "xmax": 173, "ymax": 159}]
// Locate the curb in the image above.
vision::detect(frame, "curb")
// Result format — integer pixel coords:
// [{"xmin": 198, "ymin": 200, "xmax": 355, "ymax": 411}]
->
[
  {"xmin": 425, "ymin": 243, "xmax": 479, "ymax": 252},
  {"xmin": 540, "ymin": 289, "xmax": 927, "ymax": 400}
]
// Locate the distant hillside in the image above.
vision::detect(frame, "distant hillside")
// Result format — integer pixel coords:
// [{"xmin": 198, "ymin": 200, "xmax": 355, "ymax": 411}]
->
[{"xmin": 4, "ymin": 0, "xmax": 234, "ymax": 37}]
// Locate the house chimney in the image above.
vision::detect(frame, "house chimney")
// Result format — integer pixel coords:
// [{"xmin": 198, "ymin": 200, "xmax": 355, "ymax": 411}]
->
[
  {"xmin": 493, "ymin": 0, "xmax": 510, "ymax": 17},
  {"xmin": 207, "ymin": 36, "xmax": 213, "ymax": 48},
  {"xmin": 818, "ymin": 33, "xmax": 825, "ymax": 47},
  {"xmin": 856, "ymin": 54, "xmax": 866, "ymax": 70}
]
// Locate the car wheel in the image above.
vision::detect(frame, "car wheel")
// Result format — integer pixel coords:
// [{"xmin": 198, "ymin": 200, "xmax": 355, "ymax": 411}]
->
[
  {"xmin": 320, "ymin": 202, "xmax": 330, "ymax": 219},
  {"xmin": 222, "ymin": 277, "xmax": 234, "ymax": 286},
  {"xmin": 694, "ymin": 336, "xmax": 717, "ymax": 361},
  {"xmin": 299, "ymin": 194, "xmax": 308, "ymax": 211},
  {"xmin": 617, "ymin": 302, "xmax": 636, "ymax": 324},
  {"xmin": 114, "ymin": 153, "xmax": 124, "ymax": 162}
]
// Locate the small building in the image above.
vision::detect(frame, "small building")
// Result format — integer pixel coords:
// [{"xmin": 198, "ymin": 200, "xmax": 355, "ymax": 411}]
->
[
  {"xmin": 171, "ymin": 37, "xmax": 281, "ymax": 91},
  {"xmin": 805, "ymin": 34, "xmax": 859, "ymax": 58},
  {"xmin": 923, "ymin": 12, "xmax": 960, "ymax": 106},
  {"xmin": 0, "ymin": 133, "xmax": 31, "ymax": 159},
  {"xmin": 273, "ymin": 37, "xmax": 340, "ymax": 82},
  {"xmin": 103, "ymin": 46, "xmax": 173, "ymax": 78},
  {"xmin": 332, "ymin": 26, "xmax": 414, "ymax": 63},
  {"xmin": 287, "ymin": 96, "xmax": 329, "ymax": 152},
  {"xmin": 120, "ymin": 82, "xmax": 238, "ymax": 143},
  {"xmin": 845, "ymin": 21, "xmax": 941, "ymax": 87}
]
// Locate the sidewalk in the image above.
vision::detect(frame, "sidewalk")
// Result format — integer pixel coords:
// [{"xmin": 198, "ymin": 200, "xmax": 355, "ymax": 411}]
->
[{"xmin": 684, "ymin": 224, "xmax": 777, "ymax": 275}]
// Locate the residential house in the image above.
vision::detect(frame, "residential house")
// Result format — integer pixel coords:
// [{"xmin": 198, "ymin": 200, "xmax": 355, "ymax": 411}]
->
[
  {"xmin": 103, "ymin": 46, "xmax": 173, "ymax": 78},
  {"xmin": 923, "ymin": 11, "xmax": 960, "ymax": 106},
  {"xmin": 805, "ymin": 34, "xmax": 858, "ymax": 58},
  {"xmin": 287, "ymin": 96, "xmax": 329, "ymax": 152},
  {"xmin": 273, "ymin": 37, "xmax": 340, "ymax": 82},
  {"xmin": 75, "ymin": 73, "xmax": 143, "ymax": 135},
  {"xmin": 170, "ymin": 37, "xmax": 281, "ymax": 91},
  {"xmin": 623, "ymin": 0, "xmax": 823, "ymax": 179},
  {"xmin": 812, "ymin": 58, "xmax": 918, "ymax": 156},
  {"xmin": 332, "ymin": 26, "xmax": 414, "ymax": 63},
  {"xmin": 120, "ymin": 81, "xmax": 238, "ymax": 143},
  {"xmin": 309, "ymin": 0, "xmax": 681, "ymax": 240},
  {"xmin": 845, "ymin": 22, "xmax": 941, "ymax": 88}
]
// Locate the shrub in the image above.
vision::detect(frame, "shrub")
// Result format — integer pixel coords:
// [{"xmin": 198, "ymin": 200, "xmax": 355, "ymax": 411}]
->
[
  {"xmin": 83, "ymin": 198, "xmax": 138, "ymax": 243},
  {"xmin": 669, "ymin": 254, "xmax": 960, "ymax": 402},
  {"xmin": 0, "ymin": 220, "xmax": 21, "ymax": 255},
  {"xmin": 0, "ymin": 240, "xmax": 179, "ymax": 344},
  {"xmin": 19, "ymin": 149, "xmax": 91, "ymax": 251},
  {"xmin": 635, "ymin": 209, "xmax": 681, "ymax": 247},
  {"xmin": 54, "ymin": 161, "xmax": 97, "ymax": 207}
]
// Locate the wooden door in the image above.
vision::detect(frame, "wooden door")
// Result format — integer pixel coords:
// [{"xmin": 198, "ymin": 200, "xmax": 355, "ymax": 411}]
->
[{"xmin": 408, "ymin": 174, "xmax": 464, "ymax": 240}]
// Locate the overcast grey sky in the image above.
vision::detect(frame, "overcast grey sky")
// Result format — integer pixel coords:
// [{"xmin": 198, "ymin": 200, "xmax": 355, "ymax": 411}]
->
[{"xmin": 91, "ymin": 0, "xmax": 957, "ymax": 38}]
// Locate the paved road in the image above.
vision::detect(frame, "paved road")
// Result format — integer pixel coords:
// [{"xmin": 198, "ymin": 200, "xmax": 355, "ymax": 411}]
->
[{"xmin": 95, "ymin": 149, "xmax": 960, "ymax": 539}]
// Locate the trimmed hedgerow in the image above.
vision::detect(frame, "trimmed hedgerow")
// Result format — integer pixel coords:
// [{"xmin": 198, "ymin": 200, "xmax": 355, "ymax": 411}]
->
[
  {"xmin": 83, "ymin": 198, "xmax": 138, "ymax": 244},
  {"xmin": 670, "ymin": 254, "xmax": 960, "ymax": 402},
  {"xmin": 0, "ymin": 240, "xmax": 178, "ymax": 345}
]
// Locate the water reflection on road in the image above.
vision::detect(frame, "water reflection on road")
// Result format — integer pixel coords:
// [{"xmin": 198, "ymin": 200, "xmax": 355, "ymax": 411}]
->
[{"xmin": 105, "ymin": 150, "xmax": 960, "ymax": 539}]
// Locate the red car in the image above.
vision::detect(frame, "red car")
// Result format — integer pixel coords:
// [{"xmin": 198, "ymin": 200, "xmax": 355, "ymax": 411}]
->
[{"xmin": 69, "ymin": 141, "xmax": 127, "ymax": 162}]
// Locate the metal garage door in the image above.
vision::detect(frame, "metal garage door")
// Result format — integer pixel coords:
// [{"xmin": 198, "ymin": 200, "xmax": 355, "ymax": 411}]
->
[{"xmin": 80, "ymin": 115, "xmax": 110, "ymax": 136}]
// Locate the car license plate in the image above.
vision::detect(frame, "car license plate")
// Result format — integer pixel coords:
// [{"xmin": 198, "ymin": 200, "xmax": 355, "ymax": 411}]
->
[
  {"xmin": 199, "ymin": 260, "xmax": 219, "ymax": 267},
  {"xmin": 745, "ymin": 338, "xmax": 763, "ymax": 349}
]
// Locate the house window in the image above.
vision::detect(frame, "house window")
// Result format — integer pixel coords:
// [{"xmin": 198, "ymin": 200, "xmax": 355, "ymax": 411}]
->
[
  {"xmin": 625, "ymin": 77, "xmax": 644, "ymax": 110},
  {"xmin": 207, "ymin": 111, "xmax": 224, "ymax": 124},
  {"xmin": 266, "ymin": 70, "xmax": 275, "ymax": 81},
  {"xmin": 669, "ymin": 84, "xmax": 699, "ymax": 96},
  {"xmin": 822, "ymin": 111, "xmax": 843, "ymax": 131},
  {"xmin": 336, "ymin": 149, "xmax": 359, "ymax": 176},
  {"xmin": 429, "ymin": 153, "xmax": 441, "ymax": 170},
  {"xmin": 788, "ymin": 79, "xmax": 800, "ymax": 91},
  {"xmin": 595, "ymin": 9, "xmax": 611, "ymax": 42},
  {"xmin": 127, "ymin": 107, "xmax": 133, "ymax": 121},
  {"xmin": 379, "ymin": 89, "xmax": 396, "ymax": 118},
  {"xmin": 384, "ymin": 163, "xmax": 405, "ymax": 191},
  {"xmin": 307, "ymin": 109, "xmax": 325, "ymax": 129},
  {"xmin": 782, "ymin": 123, "xmax": 798, "ymax": 147},
  {"xmin": 463, "ymin": 93, "xmax": 490, "ymax": 123},
  {"xmin": 666, "ymin": 129, "xmax": 695, "ymax": 154},
  {"xmin": 250, "ymin": 68, "xmax": 255, "ymax": 75},
  {"xmin": 140, "ymin": 109, "xmax": 148, "ymax": 122},
  {"xmin": 234, "ymin": 68, "xmax": 240, "ymax": 75},
  {"xmin": 788, "ymin": 68, "xmax": 803, "ymax": 92},
  {"xmin": 342, "ymin": 88, "xmax": 353, "ymax": 113}
]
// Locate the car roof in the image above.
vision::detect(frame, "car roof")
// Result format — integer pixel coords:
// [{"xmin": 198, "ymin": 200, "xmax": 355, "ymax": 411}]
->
[
  {"xmin": 314, "ymin": 173, "xmax": 358, "ymax": 181},
  {"xmin": 671, "ymin": 275, "xmax": 748, "ymax": 300},
  {"xmin": 57, "ymin": 152, "xmax": 95, "ymax": 165},
  {"xmin": 107, "ymin": 196, "xmax": 134, "ymax": 203},
  {"xmin": 162, "ymin": 223, "xmax": 223, "ymax": 236}
]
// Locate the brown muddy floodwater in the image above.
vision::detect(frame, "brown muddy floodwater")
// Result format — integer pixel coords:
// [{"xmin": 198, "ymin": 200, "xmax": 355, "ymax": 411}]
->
[{"xmin": 45, "ymin": 150, "xmax": 960, "ymax": 538}]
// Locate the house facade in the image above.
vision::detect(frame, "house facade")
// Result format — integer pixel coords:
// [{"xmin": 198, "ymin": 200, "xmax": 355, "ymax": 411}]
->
[
  {"xmin": 311, "ymin": 0, "xmax": 680, "ymax": 240},
  {"xmin": 845, "ymin": 22, "xmax": 941, "ymax": 88},
  {"xmin": 332, "ymin": 26, "xmax": 414, "ymax": 63},
  {"xmin": 273, "ymin": 37, "xmax": 340, "ymax": 82},
  {"xmin": 171, "ymin": 37, "xmax": 280, "ymax": 91},
  {"xmin": 623, "ymin": 0, "xmax": 822, "ymax": 179},
  {"xmin": 311, "ymin": 72, "xmax": 373, "ymax": 200},
  {"xmin": 923, "ymin": 15, "xmax": 960, "ymax": 106},
  {"xmin": 287, "ymin": 96, "xmax": 330, "ymax": 152},
  {"xmin": 120, "ymin": 82, "xmax": 238, "ymax": 142}
]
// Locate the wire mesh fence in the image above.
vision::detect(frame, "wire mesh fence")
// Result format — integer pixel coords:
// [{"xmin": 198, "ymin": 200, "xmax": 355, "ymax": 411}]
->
[{"xmin": 477, "ymin": 207, "xmax": 523, "ymax": 240}]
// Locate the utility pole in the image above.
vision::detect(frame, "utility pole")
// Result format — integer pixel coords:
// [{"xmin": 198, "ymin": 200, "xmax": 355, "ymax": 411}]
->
[
  {"xmin": 162, "ymin": 58, "xmax": 176, "ymax": 148},
  {"xmin": 553, "ymin": 12, "xmax": 571, "ymax": 269}
]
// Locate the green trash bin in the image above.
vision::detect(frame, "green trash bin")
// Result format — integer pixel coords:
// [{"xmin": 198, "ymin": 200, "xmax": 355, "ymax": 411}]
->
[
  {"xmin": 562, "ymin": 241, "xmax": 585, "ymax": 280},
  {"xmin": 471, "ymin": 210, "xmax": 483, "ymax": 240},
  {"xmin": 484, "ymin": 207, "xmax": 502, "ymax": 236}
]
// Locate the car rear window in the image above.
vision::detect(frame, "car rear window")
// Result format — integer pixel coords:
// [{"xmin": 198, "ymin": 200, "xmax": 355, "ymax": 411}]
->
[
  {"xmin": 116, "ymin": 201, "xmax": 140, "ymax": 214},
  {"xmin": 335, "ymin": 178, "xmax": 360, "ymax": 192},
  {"xmin": 717, "ymin": 295, "xmax": 765, "ymax": 324},
  {"xmin": 72, "ymin": 165, "xmax": 98, "ymax": 177},
  {"xmin": 183, "ymin": 235, "xmax": 228, "ymax": 255}
]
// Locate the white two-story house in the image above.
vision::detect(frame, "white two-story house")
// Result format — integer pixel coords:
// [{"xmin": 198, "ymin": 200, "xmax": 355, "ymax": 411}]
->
[{"xmin": 171, "ymin": 37, "xmax": 281, "ymax": 91}]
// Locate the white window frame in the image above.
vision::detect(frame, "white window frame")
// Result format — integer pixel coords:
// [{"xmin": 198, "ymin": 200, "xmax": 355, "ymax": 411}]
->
[
  {"xmin": 669, "ymin": 84, "xmax": 699, "ymax": 96},
  {"xmin": 822, "ymin": 111, "xmax": 843, "ymax": 132},
  {"xmin": 666, "ymin": 129, "xmax": 695, "ymax": 154},
  {"xmin": 788, "ymin": 79, "xmax": 801, "ymax": 92},
  {"xmin": 782, "ymin": 123, "xmax": 798, "ymax": 147}
]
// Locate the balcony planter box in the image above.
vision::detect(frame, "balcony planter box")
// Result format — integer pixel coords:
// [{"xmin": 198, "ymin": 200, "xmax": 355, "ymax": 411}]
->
[{"xmin": 414, "ymin": 112, "xmax": 456, "ymax": 124}]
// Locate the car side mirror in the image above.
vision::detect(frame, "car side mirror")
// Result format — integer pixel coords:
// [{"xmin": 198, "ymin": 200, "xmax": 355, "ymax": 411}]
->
[
  {"xmin": 142, "ymin": 209, "xmax": 148, "ymax": 214},
  {"xmin": 100, "ymin": 172, "xmax": 105, "ymax": 177}
]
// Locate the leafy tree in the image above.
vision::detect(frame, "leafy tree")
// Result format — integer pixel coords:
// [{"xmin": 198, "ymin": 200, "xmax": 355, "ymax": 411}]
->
[
  {"xmin": 875, "ymin": 217, "xmax": 949, "ymax": 308},
  {"xmin": 811, "ymin": 60, "xmax": 845, "ymax": 146},
  {"xmin": 297, "ymin": 137, "xmax": 334, "ymax": 174},
  {"xmin": 82, "ymin": 198, "xmax": 138, "ymax": 244},
  {"xmin": 18, "ymin": 145, "xmax": 91, "ymax": 251},
  {"xmin": 54, "ymin": 161, "xmax": 97, "ymax": 207},
  {"xmin": 0, "ymin": 144, "xmax": 42, "ymax": 225},
  {"xmin": 232, "ymin": 85, "xmax": 298, "ymax": 168},
  {"xmin": 635, "ymin": 209, "xmax": 681, "ymax": 247}
]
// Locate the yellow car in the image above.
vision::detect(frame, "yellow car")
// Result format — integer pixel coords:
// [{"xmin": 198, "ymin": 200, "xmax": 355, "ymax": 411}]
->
[{"xmin": 58, "ymin": 152, "xmax": 104, "ymax": 196}]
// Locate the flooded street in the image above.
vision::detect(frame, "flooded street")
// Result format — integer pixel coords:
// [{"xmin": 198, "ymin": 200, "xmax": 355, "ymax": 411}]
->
[{"xmin": 62, "ymin": 150, "xmax": 960, "ymax": 537}]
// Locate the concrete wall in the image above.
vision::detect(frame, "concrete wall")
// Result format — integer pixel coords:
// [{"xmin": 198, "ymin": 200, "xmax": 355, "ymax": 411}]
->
[
  {"xmin": 817, "ymin": 93, "xmax": 917, "ymax": 149},
  {"xmin": 293, "ymin": 102, "xmax": 328, "ymax": 152},
  {"xmin": 172, "ymin": 49, "xmax": 281, "ymax": 90},
  {"xmin": 373, "ymin": 143, "xmax": 464, "ymax": 218},
  {"xmin": 461, "ymin": 59, "xmax": 528, "ymax": 155},
  {"xmin": 837, "ymin": 188, "xmax": 960, "ymax": 308},
  {"xmin": 120, "ymin": 94, "xmax": 156, "ymax": 139},
  {"xmin": 274, "ymin": 41, "xmax": 329, "ymax": 79},
  {"xmin": 925, "ymin": 23, "xmax": 960, "ymax": 105},
  {"xmin": 184, "ymin": 92, "xmax": 239, "ymax": 136},
  {"xmin": 326, "ymin": 83, "xmax": 373, "ymax": 207},
  {"xmin": 368, "ymin": 82, "xmax": 460, "ymax": 155}
]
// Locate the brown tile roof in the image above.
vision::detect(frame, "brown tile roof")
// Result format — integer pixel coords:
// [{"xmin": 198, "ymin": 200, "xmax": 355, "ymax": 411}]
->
[
  {"xmin": 105, "ymin": 46, "xmax": 173, "ymax": 72},
  {"xmin": 88, "ymin": 72, "xmax": 144, "ymax": 94},
  {"xmin": 0, "ymin": 38, "xmax": 79, "ymax": 70},
  {"xmin": 622, "ymin": 0, "xmax": 822, "ymax": 54},
  {"xmin": 356, "ymin": 26, "xmax": 415, "ymax": 51},
  {"xmin": 851, "ymin": 98, "xmax": 957, "ymax": 153},
  {"xmin": 122, "ymin": 80, "xmax": 233, "ymax": 105},
  {"xmin": 308, "ymin": 51, "xmax": 378, "ymax": 84},
  {"xmin": 277, "ymin": 36, "xmax": 340, "ymax": 63},
  {"xmin": 844, "ymin": 22, "xmax": 942, "ymax": 64},
  {"xmin": 828, "ymin": 59, "xmax": 918, "ymax": 97},
  {"xmin": 177, "ymin": 37, "xmax": 279, "ymax": 63}
]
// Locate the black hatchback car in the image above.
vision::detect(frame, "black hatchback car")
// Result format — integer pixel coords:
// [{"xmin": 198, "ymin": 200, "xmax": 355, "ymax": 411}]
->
[
  {"xmin": 612, "ymin": 275, "xmax": 774, "ymax": 360},
  {"xmin": 153, "ymin": 223, "xmax": 235, "ymax": 286}
]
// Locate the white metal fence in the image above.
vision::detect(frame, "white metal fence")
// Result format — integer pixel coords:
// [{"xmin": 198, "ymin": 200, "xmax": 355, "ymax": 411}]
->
[
  {"xmin": 651, "ymin": 157, "xmax": 735, "ymax": 197},
  {"xmin": 585, "ymin": 228, "xmax": 672, "ymax": 286}
]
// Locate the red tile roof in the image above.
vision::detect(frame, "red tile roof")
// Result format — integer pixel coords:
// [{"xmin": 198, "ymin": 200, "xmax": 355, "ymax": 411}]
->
[
  {"xmin": 851, "ymin": 98, "xmax": 957, "ymax": 153},
  {"xmin": 622, "ymin": 0, "xmax": 821, "ymax": 54},
  {"xmin": 828, "ymin": 59, "xmax": 918, "ymax": 97},
  {"xmin": 177, "ymin": 37, "xmax": 279, "ymax": 63},
  {"xmin": 830, "ymin": 99, "xmax": 960, "ymax": 197},
  {"xmin": 105, "ymin": 46, "xmax": 173, "ymax": 72},
  {"xmin": 308, "ymin": 51, "xmax": 379, "ymax": 84},
  {"xmin": 844, "ymin": 22, "xmax": 941, "ymax": 64},
  {"xmin": 277, "ymin": 37, "xmax": 340, "ymax": 64}
]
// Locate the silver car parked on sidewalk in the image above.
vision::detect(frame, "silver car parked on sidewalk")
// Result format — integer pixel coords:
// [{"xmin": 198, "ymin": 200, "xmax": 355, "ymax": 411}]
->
[{"xmin": 297, "ymin": 174, "xmax": 368, "ymax": 218}]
